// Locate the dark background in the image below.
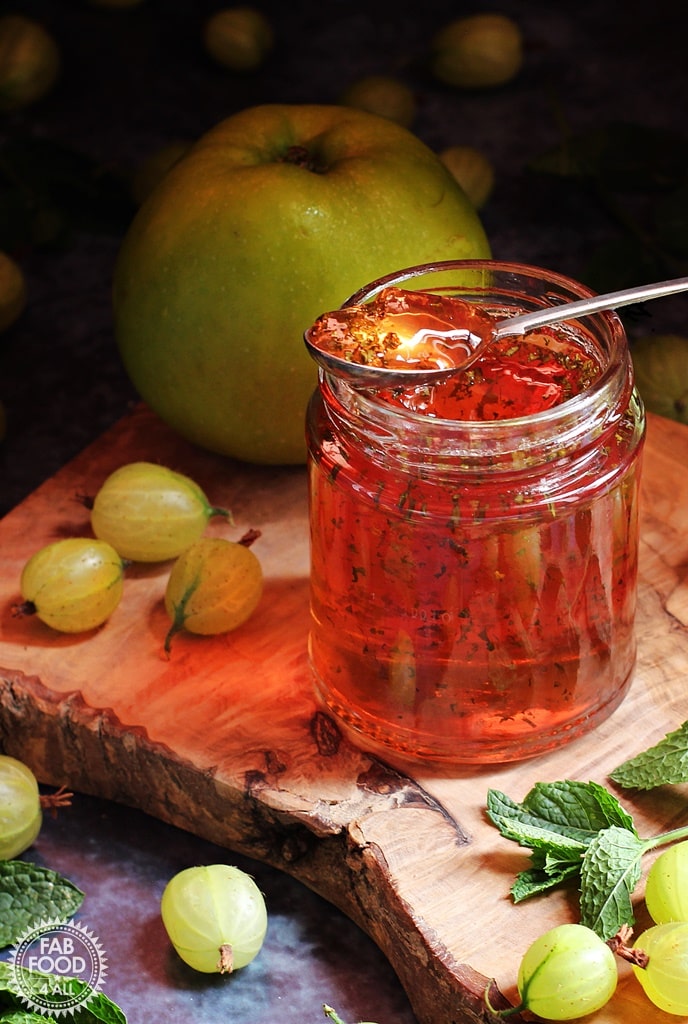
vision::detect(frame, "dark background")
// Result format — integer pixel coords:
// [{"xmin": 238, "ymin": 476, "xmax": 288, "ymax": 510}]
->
[
  {"xmin": 1, "ymin": 2, "xmax": 687, "ymax": 1022},
  {"xmin": 1, "ymin": 0, "xmax": 687, "ymax": 517}
]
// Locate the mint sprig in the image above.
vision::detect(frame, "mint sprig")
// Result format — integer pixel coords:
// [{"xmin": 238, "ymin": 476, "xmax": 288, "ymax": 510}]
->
[
  {"xmin": 610, "ymin": 719, "xmax": 688, "ymax": 789},
  {"xmin": 0, "ymin": 963, "xmax": 126, "ymax": 1023},
  {"xmin": 487, "ymin": 773, "xmax": 688, "ymax": 940},
  {"xmin": 486, "ymin": 779, "xmax": 638, "ymax": 909},
  {"xmin": 0, "ymin": 862, "xmax": 84, "ymax": 948}
]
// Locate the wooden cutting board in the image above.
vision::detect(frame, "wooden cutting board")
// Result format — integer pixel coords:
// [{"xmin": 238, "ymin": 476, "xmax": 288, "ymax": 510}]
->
[{"xmin": 1, "ymin": 404, "xmax": 687, "ymax": 1024}]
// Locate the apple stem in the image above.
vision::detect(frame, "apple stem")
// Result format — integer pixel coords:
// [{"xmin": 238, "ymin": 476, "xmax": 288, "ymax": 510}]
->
[{"xmin": 280, "ymin": 144, "xmax": 327, "ymax": 174}]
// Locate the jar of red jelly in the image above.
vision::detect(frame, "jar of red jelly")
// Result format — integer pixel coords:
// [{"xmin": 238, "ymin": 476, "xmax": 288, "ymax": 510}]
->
[{"xmin": 305, "ymin": 260, "xmax": 645, "ymax": 764}]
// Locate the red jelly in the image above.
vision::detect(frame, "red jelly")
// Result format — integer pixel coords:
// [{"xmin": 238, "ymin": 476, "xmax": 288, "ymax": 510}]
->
[{"xmin": 305, "ymin": 261, "xmax": 646, "ymax": 764}]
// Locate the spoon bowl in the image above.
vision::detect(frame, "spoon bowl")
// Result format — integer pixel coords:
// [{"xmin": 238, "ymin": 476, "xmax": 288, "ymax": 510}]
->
[{"xmin": 305, "ymin": 275, "xmax": 688, "ymax": 388}]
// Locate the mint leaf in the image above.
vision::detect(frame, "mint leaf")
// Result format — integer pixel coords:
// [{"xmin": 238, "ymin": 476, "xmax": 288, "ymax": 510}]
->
[
  {"xmin": 0, "ymin": 862, "xmax": 84, "ymax": 948},
  {"xmin": 579, "ymin": 826, "xmax": 647, "ymax": 939},
  {"xmin": 496, "ymin": 817, "xmax": 588, "ymax": 859},
  {"xmin": 1, "ymin": 1012, "xmax": 58, "ymax": 1023},
  {"xmin": 48, "ymin": 986, "xmax": 126, "ymax": 1024},
  {"xmin": 511, "ymin": 861, "xmax": 581, "ymax": 902},
  {"xmin": 511, "ymin": 836, "xmax": 585, "ymax": 897},
  {"xmin": 0, "ymin": 964, "xmax": 126, "ymax": 1024},
  {"xmin": 487, "ymin": 780, "xmax": 636, "ymax": 845},
  {"xmin": 496, "ymin": 820, "xmax": 587, "ymax": 900},
  {"xmin": 487, "ymin": 786, "xmax": 585, "ymax": 844},
  {"xmin": 610, "ymin": 720, "xmax": 688, "ymax": 789},
  {"xmin": 522, "ymin": 780, "xmax": 636, "ymax": 837}
]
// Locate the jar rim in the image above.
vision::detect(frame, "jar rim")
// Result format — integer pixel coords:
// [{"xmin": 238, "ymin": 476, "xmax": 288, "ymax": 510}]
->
[
  {"xmin": 329, "ymin": 258, "xmax": 629, "ymax": 439},
  {"xmin": 344, "ymin": 258, "xmax": 601, "ymax": 306}
]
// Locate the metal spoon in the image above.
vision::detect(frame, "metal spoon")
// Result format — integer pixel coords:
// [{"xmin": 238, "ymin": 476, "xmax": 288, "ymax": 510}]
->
[{"xmin": 304, "ymin": 275, "xmax": 688, "ymax": 387}]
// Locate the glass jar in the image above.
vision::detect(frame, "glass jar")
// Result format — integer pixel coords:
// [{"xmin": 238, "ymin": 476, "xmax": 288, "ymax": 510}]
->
[{"xmin": 305, "ymin": 260, "xmax": 645, "ymax": 764}]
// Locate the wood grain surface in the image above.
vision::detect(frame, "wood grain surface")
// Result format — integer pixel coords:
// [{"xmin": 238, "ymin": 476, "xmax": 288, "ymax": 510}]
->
[{"xmin": 1, "ymin": 404, "xmax": 687, "ymax": 1024}]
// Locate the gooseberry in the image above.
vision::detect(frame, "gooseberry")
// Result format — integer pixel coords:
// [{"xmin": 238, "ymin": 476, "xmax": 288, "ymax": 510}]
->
[
  {"xmin": 161, "ymin": 863, "xmax": 268, "ymax": 973},
  {"xmin": 339, "ymin": 75, "xmax": 416, "ymax": 128},
  {"xmin": 645, "ymin": 840, "xmax": 688, "ymax": 924},
  {"xmin": 16, "ymin": 538, "xmax": 124, "ymax": 633},
  {"xmin": 0, "ymin": 14, "xmax": 61, "ymax": 111},
  {"xmin": 202, "ymin": 7, "xmax": 274, "ymax": 72},
  {"xmin": 512, "ymin": 923, "xmax": 617, "ymax": 1020},
  {"xmin": 90, "ymin": 461, "xmax": 231, "ymax": 562},
  {"xmin": 431, "ymin": 13, "xmax": 523, "ymax": 90},
  {"xmin": 0, "ymin": 754, "xmax": 42, "ymax": 860},
  {"xmin": 632, "ymin": 922, "xmax": 688, "ymax": 1015},
  {"xmin": 163, "ymin": 534, "xmax": 263, "ymax": 652},
  {"xmin": 439, "ymin": 145, "xmax": 495, "ymax": 209}
]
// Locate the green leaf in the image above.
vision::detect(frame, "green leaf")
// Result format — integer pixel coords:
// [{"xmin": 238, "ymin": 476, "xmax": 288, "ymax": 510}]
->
[
  {"xmin": 529, "ymin": 122, "xmax": 688, "ymax": 192},
  {"xmin": 487, "ymin": 780, "xmax": 636, "ymax": 845},
  {"xmin": 496, "ymin": 817, "xmax": 587, "ymax": 901},
  {"xmin": 0, "ymin": 1011, "xmax": 58, "ymax": 1023},
  {"xmin": 511, "ymin": 860, "xmax": 581, "ymax": 903},
  {"xmin": 579, "ymin": 826, "xmax": 647, "ymax": 939},
  {"xmin": 495, "ymin": 817, "xmax": 588, "ymax": 858},
  {"xmin": 610, "ymin": 720, "xmax": 688, "ymax": 789},
  {"xmin": 579, "ymin": 781, "xmax": 638, "ymax": 832},
  {"xmin": 0, "ymin": 964, "xmax": 126, "ymax": 1024},
  {"xmin": 0, "ymin": 862, "xmax": 84, "ymax": 948},
  {"xmin": 486, "ymin": 786, "xmax": 584, "ymax": 843},
  {"xmin": 48, "ymin": 987, "xmax": 126, "ymax": 1024}
]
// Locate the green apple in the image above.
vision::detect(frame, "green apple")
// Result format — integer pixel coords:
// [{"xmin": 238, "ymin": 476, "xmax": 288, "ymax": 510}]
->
[
  {"xmin": 431, "ymin": 14, "xmax": 523, "ymax": 90},
  {"xmin": 113, "ymin": 103, "xmax": 491, "ymax": 464}
]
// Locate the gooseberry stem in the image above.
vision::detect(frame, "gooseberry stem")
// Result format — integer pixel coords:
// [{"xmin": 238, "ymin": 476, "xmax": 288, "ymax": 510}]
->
[
  {"xmin": 208, "ymin": 504, "xmax": 233, "ymax": 523},
  {"xmin": 483, "ymin": 982, "xmax": 524, "ymax": 1018},
  {"xmin": 40, "ymin": 785, "xmax": 73, "ymax": 816},
  {"xmin": 163, "ymin": 585, "xmax": 195, "ymax": 655},
  {"xmin": 163, "ymin": 566, "xmax": 203, "ymax": 655},
  {"xmin": 607, "ymin": 924, "xmax": 649, "ymax": 969},
  {"xmin": 10, "ymin": 600, "xmax": 37, "ymax": 619},
  {"xmin": 322, "ymin": 1008, "xmax": 346, "ymax": 1024},
  {"xmin": 217, "ymin": 943, "xmax": 233, "ymax": 974}
]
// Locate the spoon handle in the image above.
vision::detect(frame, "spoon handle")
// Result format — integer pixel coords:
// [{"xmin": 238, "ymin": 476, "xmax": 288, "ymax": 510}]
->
[{"xmin": 495, "ymin": 276, "xmax": 688, "ymax": 338}]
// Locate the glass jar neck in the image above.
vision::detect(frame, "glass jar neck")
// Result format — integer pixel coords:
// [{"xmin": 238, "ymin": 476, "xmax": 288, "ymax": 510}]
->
[
  {"xmin": 315, "ymin": 258, "xmax": 637, "ymax": 473},
  {"xmin": 319, "ymin": 324, "xmax": 633, "ymax": 473}
]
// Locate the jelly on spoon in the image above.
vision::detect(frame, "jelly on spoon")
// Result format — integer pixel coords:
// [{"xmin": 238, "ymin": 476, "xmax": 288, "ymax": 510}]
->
[
  {"xmin": 305, "ymin": 275, "xmax": 688, "ymax": 387},
  {"xmin": 304, "ymin": 286, "xmax": 490, "ymax": 386}
]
